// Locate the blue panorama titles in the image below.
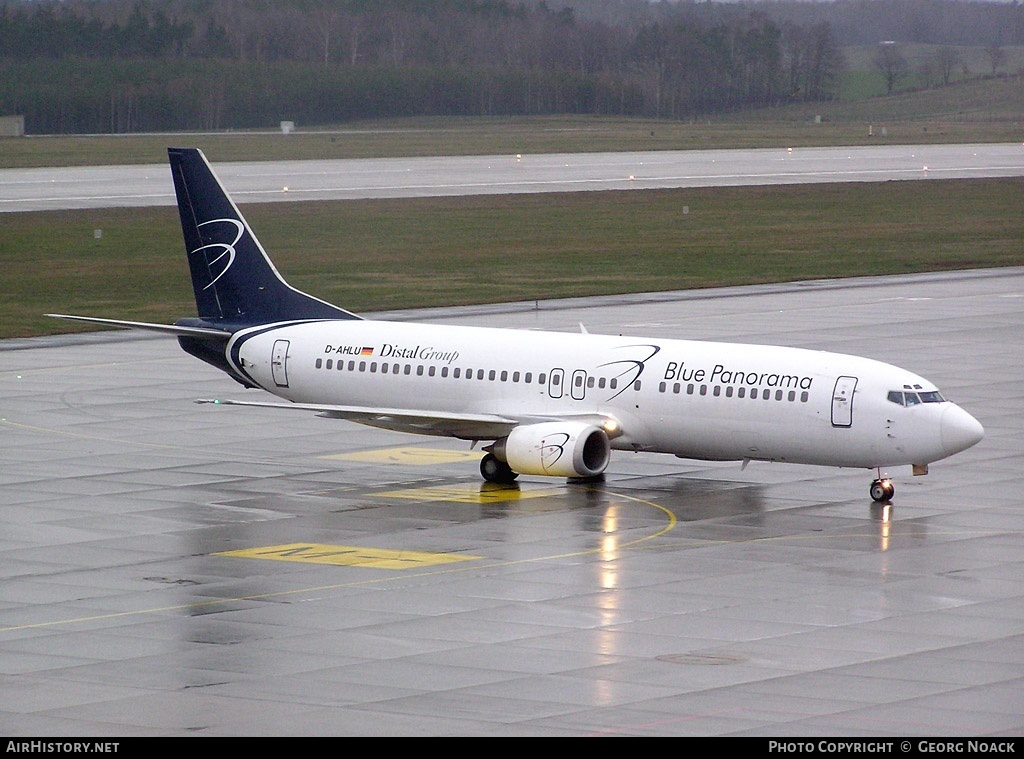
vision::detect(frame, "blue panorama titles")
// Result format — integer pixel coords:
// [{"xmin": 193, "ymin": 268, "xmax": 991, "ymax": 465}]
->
[{"xmin": 663, "ymin": 360, "xmax": 814, "ymax": 390}]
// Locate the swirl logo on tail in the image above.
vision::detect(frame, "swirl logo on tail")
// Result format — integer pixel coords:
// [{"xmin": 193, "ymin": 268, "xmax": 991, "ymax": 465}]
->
[{"xmin": 191, "ymin": 218, "xmax": 245, "ymax": 290}]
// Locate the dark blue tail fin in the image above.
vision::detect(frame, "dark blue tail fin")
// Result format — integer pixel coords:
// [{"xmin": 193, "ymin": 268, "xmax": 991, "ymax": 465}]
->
[{"xmin": 168, "ymin": 148, "xmax": 359, "ymax": 328}]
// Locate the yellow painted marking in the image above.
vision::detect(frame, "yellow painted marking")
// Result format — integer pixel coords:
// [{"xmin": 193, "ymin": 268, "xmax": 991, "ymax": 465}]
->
[
  {"xmin": 375, "ymin": 483, "xmax": 558, "ymax": 503},
  {"xmin": 322, "ymin": 447, "xmax": 481, "ymax": 465},
  {"xmin": 216, "ymin": 542, "xmax": 481, "ymax": 569}
]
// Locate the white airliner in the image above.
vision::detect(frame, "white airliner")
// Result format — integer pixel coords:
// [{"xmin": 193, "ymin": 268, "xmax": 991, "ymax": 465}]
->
[{"xmin": 50, "ymin": 148, "xmax": 984, "ymax": 502}]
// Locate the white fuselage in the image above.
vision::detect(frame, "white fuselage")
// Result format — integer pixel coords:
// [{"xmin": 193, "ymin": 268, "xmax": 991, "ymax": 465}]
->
[{"xmin": 221, "ymin": 319, "xmax": 983, "ymax": 472}]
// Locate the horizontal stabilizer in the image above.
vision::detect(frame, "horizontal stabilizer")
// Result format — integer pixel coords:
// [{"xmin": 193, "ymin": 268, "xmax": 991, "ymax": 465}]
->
[{"xmin": 47, "ymin": 314, "xmax": 231, "ymax": 339}]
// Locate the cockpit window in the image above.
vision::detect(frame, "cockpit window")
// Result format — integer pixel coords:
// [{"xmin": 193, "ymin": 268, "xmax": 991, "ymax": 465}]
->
[{"xmin": 888, "ymin": 390, "xmax": 945, "ymax": 406}]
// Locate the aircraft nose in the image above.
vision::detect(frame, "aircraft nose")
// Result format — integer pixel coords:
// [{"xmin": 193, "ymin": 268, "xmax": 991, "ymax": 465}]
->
[{"xmin": 941, "ymin": 404, "xmax": 985, "ymax": 456}]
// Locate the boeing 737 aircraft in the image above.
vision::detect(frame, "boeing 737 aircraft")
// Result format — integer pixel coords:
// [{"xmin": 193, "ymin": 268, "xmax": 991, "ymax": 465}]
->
[{"xmin": 51, "ymin": 148, "xmax": 984, "ymax": 502}]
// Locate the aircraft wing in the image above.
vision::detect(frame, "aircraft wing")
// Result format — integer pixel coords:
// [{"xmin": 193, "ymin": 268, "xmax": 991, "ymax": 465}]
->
[
  {"xmin": 195, "ymin": 398, "xmax": 523, "ymax": 439},
  {"xmin": 195, "ymin": 398, "xmax": 623, "ymax": 442}
]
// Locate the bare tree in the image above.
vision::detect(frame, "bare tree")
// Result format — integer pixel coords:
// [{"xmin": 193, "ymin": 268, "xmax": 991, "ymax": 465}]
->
[
  {"xmin": 383, "ymin": 8, "xmax": 413, "ymax": 66},
  {"xmin": 782, "ymin": 21, "xmax": 843, "ymax": 102},
  {"xmin": 805, "ymin": 21, "xmax": 844, "ymax": 101},
  {"xmin": 873, "ymin": 41, "xmax": 908, "ymax": 94},
  {"xmin": 934, "ymin": 46, "xmax": 962, "ymax": 86},
  {"xmin": 343, "ymin": 12, "xmax": 367, "ymax": 66},
  {"xmin": 983, "ymin": 43, "xmax": 1006, "ymax": 76},
  {"xmin": 308, "ymin": 4, "xmax": 341, "ymax": 65},
  {"xmin": 917, "ymin": 59, "xmax": 936, "ymax": 89}
]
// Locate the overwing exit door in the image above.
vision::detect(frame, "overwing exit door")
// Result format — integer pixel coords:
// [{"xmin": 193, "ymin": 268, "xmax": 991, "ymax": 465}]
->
[
  {"xmin": 831, "ymin": 376, "xmax": 857, "ymax": 427},
  {"xmin": 548, "ymin": 368, "xmax": 564, "ymax": 399},
  {"xmin": 272, "ymin": 339, "xmax": 290, "ymax": 388}
]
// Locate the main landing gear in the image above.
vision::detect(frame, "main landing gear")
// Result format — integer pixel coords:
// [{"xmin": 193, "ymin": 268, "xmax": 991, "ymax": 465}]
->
[
  {"xmin": 870, "ymin": 474, "xmax": 895, "ymax": 503},
  {"xmin": 480, "ymin": 452, "xmax": 518, "ymax": 485}
]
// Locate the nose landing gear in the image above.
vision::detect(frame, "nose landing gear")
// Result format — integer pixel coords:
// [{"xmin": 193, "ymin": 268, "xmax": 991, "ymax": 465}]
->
[{"xmin": 870, "ymin": 475, "xmax": 895, "ymax": 503}]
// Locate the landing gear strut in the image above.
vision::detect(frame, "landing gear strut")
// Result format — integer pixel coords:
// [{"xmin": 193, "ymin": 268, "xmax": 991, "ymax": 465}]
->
[
  {"xmin": 480, "ymin": 452, "xmax": 518, "ymax": 484},
  {"xmin": 870, "ymin": 476, "xmax": 895, "ymax": 503}
]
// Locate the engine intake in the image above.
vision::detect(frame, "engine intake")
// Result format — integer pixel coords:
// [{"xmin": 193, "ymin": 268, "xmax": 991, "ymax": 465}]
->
[{"xmin": 494, "ymin": 421, "xmax": 611, "ymax": 478}]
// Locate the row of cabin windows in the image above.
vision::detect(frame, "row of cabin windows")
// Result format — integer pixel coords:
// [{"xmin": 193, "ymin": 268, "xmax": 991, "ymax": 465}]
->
[
  {"xmin": 312, "ymin": 358, "xmax": 622, "ymax": 389},
  {"xmin": 312, "ymin": 358, "xmax": 807, "ymax": 402},
  {"xmin": 660, "ymin": 381, "xmax": 809, "ymax": 403}
]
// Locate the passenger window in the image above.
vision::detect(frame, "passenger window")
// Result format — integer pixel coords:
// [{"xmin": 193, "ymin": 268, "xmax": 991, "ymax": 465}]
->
[
  {"xmin": 315, "ymin": 358, "xmax": 323, "ymax": 369},
  {"xmin": 326, "ymin": 359, "xmax": 333, "ymax": 370}
]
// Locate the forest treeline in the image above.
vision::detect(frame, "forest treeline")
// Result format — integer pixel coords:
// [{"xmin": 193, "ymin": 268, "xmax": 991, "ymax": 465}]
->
[{"xmin": 1, "ymin": 0, "xmax": 1021, "ymax": 134}]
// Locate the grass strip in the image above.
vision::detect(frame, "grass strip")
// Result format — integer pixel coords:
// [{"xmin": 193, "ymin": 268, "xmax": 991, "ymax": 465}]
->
[{"xmin": 3, "ymin": 177, "xmax": 1022, "ymax": 340}]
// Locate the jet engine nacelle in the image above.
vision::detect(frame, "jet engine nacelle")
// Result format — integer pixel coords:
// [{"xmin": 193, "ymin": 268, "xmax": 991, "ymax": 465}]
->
[{"xmin": 496, "ymin": 421, "xmax": 611, "ymax": 478}]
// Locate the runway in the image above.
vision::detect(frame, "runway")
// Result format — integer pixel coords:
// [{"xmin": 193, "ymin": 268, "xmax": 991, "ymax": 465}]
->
[
  {"xmin": 2, "ymin": 267, "xmax": 1022, "ymax": 736},
  {"xmin": 3, "ymin": 142, "xmax": 1023, "ymax": 212}
]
